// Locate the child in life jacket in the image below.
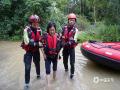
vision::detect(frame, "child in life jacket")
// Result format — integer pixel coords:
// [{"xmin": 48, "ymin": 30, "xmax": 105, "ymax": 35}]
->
[{"xmin": 42, "ymin": 22, "xmax": 61, "ymax": 87}]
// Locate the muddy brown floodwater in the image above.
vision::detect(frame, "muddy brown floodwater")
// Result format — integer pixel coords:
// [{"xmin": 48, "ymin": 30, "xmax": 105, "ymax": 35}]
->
[{"xmin": 0, "ymin": 41, "xmax": 120, "ymax": 90}]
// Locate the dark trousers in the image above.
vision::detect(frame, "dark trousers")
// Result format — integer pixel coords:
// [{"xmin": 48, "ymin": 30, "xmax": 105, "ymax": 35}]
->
[
  {"xmin": 45, "ymin": 56, "xmax": 58, "ymax": 75},
  {"xmin": 24, "ymin": 50, "xmax": 40, "ymax": 84},
  {"xmin": 63, "ymin": 48, "xmax": 75, "ymax": 74}
]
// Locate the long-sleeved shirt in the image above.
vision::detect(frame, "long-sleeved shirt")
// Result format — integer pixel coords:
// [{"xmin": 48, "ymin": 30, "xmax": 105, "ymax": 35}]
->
[{"xmin": 23, "ymin": 26, "xmax": 42, "ymax": 46}]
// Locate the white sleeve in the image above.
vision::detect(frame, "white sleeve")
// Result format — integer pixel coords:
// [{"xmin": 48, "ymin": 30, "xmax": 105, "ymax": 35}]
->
[{"xmin": 23, "ymin": 28, "xmax": 29, "ymax": 45}]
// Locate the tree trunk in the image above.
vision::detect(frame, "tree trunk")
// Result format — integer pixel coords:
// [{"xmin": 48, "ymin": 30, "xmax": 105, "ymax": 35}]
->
[{"xmin": 93, "ymin": 5, "xmax": 96, "ymax": 24}]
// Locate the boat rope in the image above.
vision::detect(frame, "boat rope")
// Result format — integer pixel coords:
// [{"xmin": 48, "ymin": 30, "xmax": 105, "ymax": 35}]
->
[{"xmin": 89, "ymin": 40, "xmax": 120, "ymax": 51}]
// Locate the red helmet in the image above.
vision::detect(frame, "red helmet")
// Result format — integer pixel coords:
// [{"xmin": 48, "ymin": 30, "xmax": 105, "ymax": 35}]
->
[
  {"xmin": 29, "ymin": 14, "xmax": 40, "ymax": 23},
  {"xmin": 68, "ymin": 13, "xmax": 76, "ymax": 20}
]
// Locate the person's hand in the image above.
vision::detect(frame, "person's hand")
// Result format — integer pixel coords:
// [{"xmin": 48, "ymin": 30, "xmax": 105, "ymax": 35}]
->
[
  {"xmin": 69, "ymin": 37, "xmax": 74, "ymax": 41},
  {"xmin": 65, "ymin": 42, "xmax": 70, "ymax": 46},
  {"xmin": 34, "ymin": 42, "xmax": 39, "ymax": 47},
  {"xmin": 62, "ymin": 36, "xmax": 65, "ymax": 39},
  {"xmin": 39, "ymin": 42, "xmax": 43, "ymax": 48}
]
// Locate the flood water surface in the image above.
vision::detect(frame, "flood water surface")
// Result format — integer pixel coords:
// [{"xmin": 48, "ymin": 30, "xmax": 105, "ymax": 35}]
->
[{"xmin": 0, "ymin": 41, "xmax": 120, "ymax": 90}]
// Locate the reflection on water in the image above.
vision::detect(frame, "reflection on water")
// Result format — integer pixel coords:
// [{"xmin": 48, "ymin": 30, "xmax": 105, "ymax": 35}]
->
[{"xmin": 0, "ymin": 42, "xmax": 120, "ymax": 90}]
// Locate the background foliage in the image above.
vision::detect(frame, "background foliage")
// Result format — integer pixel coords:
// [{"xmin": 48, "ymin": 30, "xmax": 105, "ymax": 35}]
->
[{"xmin": 0, "ymin": 0, "xmax": 120, "ymax": 42}]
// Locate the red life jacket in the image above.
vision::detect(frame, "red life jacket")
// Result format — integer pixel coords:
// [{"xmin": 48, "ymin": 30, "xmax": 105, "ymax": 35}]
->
[
  {"xmin": 43, "ymin": 33, "xmax": 60, "ymax": 55},
  {"xmin": 21, "ymin": 26, "xmax": 41, "ymax": 52},
  {"xmin": 62, "ymin": 25, "xmax": 78, "ymax": 48}
]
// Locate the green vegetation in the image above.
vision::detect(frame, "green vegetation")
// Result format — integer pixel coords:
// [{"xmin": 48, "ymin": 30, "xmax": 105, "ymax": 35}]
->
[{"xmin": 0, "ymin": 0, "xmax": 120, "ymax": 42}]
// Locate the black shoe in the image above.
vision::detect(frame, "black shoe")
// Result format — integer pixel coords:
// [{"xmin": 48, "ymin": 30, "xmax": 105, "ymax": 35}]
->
[
  {"xmin": 70, "ymin": 74, "xmax": 74, "ymax": 79},
  {"xmin": 37, "ymin": 75, "xmax": 41, "ymax": 79},
  {"xmin": 65, "ymin": 69, "xmax": 68, "ymax": 72},
  {"xmin": 24, "ymin": 83, "xmax": 30, "ymax": 89}
]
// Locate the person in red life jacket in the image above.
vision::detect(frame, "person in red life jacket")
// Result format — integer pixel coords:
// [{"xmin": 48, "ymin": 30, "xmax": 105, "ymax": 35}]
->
[
  {"xmin": 21, "ymin": 14, "xmax": 42, "ymax": 88},
  {"xmin": 42, "ymin": 22, "xmax": 61, "ymax": 87},
  {"xmin": 61, "ymin": 13, "xmax": 79, "ymax": 79}
]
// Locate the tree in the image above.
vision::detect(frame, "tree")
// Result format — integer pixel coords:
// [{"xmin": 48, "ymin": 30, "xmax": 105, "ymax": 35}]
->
[{"xmin": 48, "ymin": 1, "xmax": 67, "ymax": 32}]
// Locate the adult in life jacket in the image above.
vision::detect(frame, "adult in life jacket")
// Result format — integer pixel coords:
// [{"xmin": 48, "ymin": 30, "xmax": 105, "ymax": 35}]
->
[
  {"xmin": 42, "ymin": 22, "xmax": 62, "ymax": 87},
  {"xmin": 61, "ymin": 13, "xmax": 79, "ymax": 79},
  {"xmin": 21, "ymin": 14, "xmax": 42, "ymax": 88}
]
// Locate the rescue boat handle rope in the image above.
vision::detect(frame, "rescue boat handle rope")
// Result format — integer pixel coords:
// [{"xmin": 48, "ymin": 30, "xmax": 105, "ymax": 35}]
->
[{"xmin": 89, "ymin": 40, "xmax": 120, "ymax": 51}]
